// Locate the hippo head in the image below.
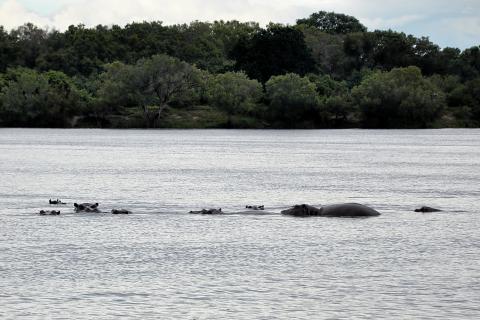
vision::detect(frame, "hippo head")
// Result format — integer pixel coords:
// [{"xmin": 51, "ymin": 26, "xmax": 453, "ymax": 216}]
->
[
  {"xmin": 74, "ymin": 202, "xmax": 100, "ymax": 213},
  {"xmin": 281, "ymin": 204, "xmax": 322, "ymax": 216},
  {"xmin": 281, "ymin": 204, "xmax": 306, "ymax": 216}
]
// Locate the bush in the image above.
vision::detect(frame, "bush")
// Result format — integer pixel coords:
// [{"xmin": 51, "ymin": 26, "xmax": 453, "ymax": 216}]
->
[
  {"xmin": 206, "ymin": 71, "xmax": 262, "ymax": 116},
  {"xmin": 265, "ymin": 73, "xmax": 321, "ymax": 127},
  {"xmin": 352, "ymin": 66, "xmax": 446, "ymax": 128}
]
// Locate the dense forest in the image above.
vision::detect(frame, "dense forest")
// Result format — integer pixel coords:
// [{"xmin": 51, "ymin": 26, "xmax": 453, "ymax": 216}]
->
[{"xmin": 0, "ymin": 11, "xmax": 479, "ymax": 129}]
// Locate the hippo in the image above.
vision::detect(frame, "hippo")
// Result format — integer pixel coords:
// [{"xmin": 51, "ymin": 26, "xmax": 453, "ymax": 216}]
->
[
  {"xmin": 414, "ymin": 206, "xmax": 442, "ymax": 213},
  {"xmin": 39, "ymin": 210, "xmax": 61, "ymax": 216},
  {"xmin": 111, "ymin": 209, "xmax": 132, "ymax": 215},
  {"xmin": 189, "ymin": 208, "xmax": 223, "ymax": 215},
  {"xmin": 74, "ymin": 202, "xmax": 101, "ymax": 213},
  {"xmin": 246, "ymin": 205, "xmax": 265, "ymax": 210},
  {"xmin": 49, "ymin": 199, "xmax": 66, "ymax": 205},
  {"xmin": 281, "ymin": 203, "xmax": 380, "ymax": 217}
]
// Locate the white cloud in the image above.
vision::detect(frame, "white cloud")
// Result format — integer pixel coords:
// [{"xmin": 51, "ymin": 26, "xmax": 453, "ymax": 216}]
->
[
  {"xmin": 449, "ymin": 17, "xmax": 480, "ymax": 37},
  {"xmin": 0, "ymin": 0, "xmax": 50, "ymax": 29},
  {"xmin": 362, "ymin": 15, "xmax": 426, "ymax": 30},
  {"xmin": 0, "ymin": 0, "xmax": 438, "ymax": 29}
]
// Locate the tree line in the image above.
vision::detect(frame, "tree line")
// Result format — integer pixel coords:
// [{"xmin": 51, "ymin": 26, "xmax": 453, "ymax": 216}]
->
[{"xmin": 0, "ymin": 11, "xmax": 479, "ymax": 128}]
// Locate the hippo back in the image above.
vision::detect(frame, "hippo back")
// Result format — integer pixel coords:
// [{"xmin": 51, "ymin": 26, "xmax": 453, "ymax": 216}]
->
[{"xmin": 321, "ymin": 203, "xmax": 380, "ymax": 217}]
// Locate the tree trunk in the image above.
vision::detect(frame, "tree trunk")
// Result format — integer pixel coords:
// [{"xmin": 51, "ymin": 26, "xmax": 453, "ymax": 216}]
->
[{"xmin": 143, "ymin": 105, "xmax": 167, "ymax": 128}]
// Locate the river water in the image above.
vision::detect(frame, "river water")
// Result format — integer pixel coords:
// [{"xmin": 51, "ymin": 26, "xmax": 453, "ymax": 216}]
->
[{"xmin": 0, "ymin": 128, "xmax": 479, "ymax": 319}]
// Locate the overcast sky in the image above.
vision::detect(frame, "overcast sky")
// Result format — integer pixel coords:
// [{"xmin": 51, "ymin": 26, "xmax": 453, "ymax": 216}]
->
[{"xmin": 0, "ymin": 0, "xmax": 478, "ymax": 49}]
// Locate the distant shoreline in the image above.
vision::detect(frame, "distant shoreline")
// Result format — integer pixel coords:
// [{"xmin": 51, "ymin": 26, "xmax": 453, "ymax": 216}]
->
[{"xmin": 1, "ymin": 13, "xmax": 479, "ymax": 129}]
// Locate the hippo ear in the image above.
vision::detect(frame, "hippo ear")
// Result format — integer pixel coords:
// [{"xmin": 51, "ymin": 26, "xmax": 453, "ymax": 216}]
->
[
  {"xmin": 74, "ymin": 203, "xmax": 78, "ymax": 207},
  {"xmin": 95, "ymin": 203, "xmax": 99, "ymax": 207}
]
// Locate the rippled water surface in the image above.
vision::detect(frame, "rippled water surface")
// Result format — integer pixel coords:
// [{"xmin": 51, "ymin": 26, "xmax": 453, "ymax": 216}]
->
[{"xmin": 1, "ymin": 128, "xmax": 480, "ymax": 319}]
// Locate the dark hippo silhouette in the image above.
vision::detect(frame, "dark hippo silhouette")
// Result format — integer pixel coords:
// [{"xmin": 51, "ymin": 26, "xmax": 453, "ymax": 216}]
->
[
  {"xmin": 74, "ymin": 202, "xmax": 101, "ymax": 213},
  {"xmin": 281, "ymin": 203, "xmax": 380, "ymax": 217},
  {"xmin": 415, "ymin": 206, "xmax": 442, "ymax": 212},
  {"xmin": 189, "ymin": 208, "xmax": 223, "ymax": 215},
  {"xmin": 111, "ymin": 209, "xmax": 132, "ymax": 215},
  {"xmin": 49, "ymin": 199, "xmax": 66, "ymax": 205},
  {"xmin": 39, "ymin": 210, "xmax": 61, "ymax": 216},
  {"xmin": 246, "ymin": 205, "xmax": 265, "ymax": 210}
]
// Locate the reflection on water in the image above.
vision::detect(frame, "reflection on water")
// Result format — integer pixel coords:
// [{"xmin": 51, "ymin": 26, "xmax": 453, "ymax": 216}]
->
[{"xmin": 1, "ymin": 129, "xmax": 479, "ymax": 319}]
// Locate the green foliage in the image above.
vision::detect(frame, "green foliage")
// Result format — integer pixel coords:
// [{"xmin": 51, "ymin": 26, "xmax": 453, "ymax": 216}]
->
[
  {"xmin": 211, "ymin": 20, "xmax": 261, "ymax": 57},
  {"xmin": 297, "ymin": 11, "xmax": 367, "ymax": 34},
  {"xmin": 307, "ymin": 73, "xmax": 357, "ymax": 125},
  {"xmin": 265, "ymin": 73, "xmax": 321, "ymax": 127},
  {"xmin": 167, "ymin": 22, "xmax": 228, "ymax": 73},
  {"xmin": 0, "ymin": 26, "xmax": 16, "ymax": 72},
  {"xmin": 435, "ymin": 76, "xmax": 480, "ymax": 126},
  {"xmin": 0, "ymin": 11, "xmax": 479, "ymax": 128},
  {"xmin": 9, "ymin": 23, "xmax": 48, "ymax": 69},
  {"xmin": 323, "ymin": 94, "xmax": 357, "ymax": 126},
  {"xmin": 0, "ymin": 68, "xmax": 90, "ymax": 126},
  {"xmin": 299, "ymin": 26, "xmax": 348, "ymax": 78},
  {"xmin": 352, "ymin": 66, "xmax": 446, "ymax": 128},
  {"xmin": 231, "ymin": 24, "xmax": 316, "ymax": 83},
  {"xmin": 206, "ymin": 72, "xmax": 262, "ymax": 116},
  {"xmin": 97, "ymin": 54, "xmax": 201, "ymax": 127},
  {"xmin": 463, "ymin": 78, "xmax": 480, "ymax": 123},
  {"xmin": 368, "ymin": 30, "xmax": 417, "ymax": 70},
  {"xmin": 428, "ymin": 74, "xmax": 464, "ymax": 107},
  {"xmin": 307, "ymin": 73, "xmax": 348, "ymax": 96},
  {"xmin": 458, "ymin": 46, "xmax": 480, "ymax": 80}
]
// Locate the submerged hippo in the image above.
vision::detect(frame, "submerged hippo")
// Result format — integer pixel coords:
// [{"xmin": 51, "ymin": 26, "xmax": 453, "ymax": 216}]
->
[
  {"xmin": 111, "ymin": 209, "xmax": 132, "ymax": 215},
  {"xmin": 414, "ymin": 206, "xmax": 442, "ymax": 213},
  {"xmin": 281, "ymin": 203, "xmax": 380, "ymax": 217},
  {"xmin": 49, "ymin": 199, "xmax": 66, "ymax": 205},
  {"xmin": 39, "ymin": 210, "xmax": 61, "ymax": 216},
  {"xmin": 74, "ymin": 202, "xmax": 101, "ymax": 213},
  {"xmin": 189, "ymin": 208, "xmax": 223, "ymax": 215},
  {"xmin": 246, "ymin": 205, "xmax": 265, "ymax": 210}
]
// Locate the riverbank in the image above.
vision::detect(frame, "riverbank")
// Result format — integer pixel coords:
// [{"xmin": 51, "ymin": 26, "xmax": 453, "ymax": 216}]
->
[{"xmin": 1, "ymin": 105, "xmax": 476, "ymax": 129}]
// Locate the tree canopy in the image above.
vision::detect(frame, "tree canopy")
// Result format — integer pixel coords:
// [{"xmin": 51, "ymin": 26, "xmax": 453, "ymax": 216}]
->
[
  {"xmin": 297, "ymin": 11, "xmax": 367, "ymax": 34},
  {"xmin": 231, "ymin": 24, "xmax": 316, "ymax": 83},
  {"xmin": 97, "ymin": 54, "xmax": 201, "ymax": 127},
  {"xmin": 0, "ymin": 11, "xmax": 479, "ymax": 129},
  {"xmin": 266, "ymin": 73, "xmax": 321, "ymax": 127},
  {"xmin": 352, "ymin": 66, "xmax": 446, "ymax": 128}
]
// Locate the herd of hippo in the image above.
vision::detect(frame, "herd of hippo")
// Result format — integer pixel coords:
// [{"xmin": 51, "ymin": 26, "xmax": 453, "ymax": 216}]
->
[
  {"xmin": 38, "ymin": 200, "xmax": 132, "ymax": 215},
  {"xmin": 38, "ymin": 200, "xmax": 443, "ymax": 217}
]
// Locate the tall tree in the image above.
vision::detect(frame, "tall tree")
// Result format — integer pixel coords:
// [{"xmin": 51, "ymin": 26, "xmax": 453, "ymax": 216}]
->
[
  {"xmin": 0, "ymin": 68, "xmax": 89, "ymax": 127},
  {"xmin": 10, "ymin": 23, "xmax": 48, "ymax": 69},
  {"xmin": 297, "ymin": 11, "xmax": 367, "ymax": 34},
  {"xmin": 231, "ymin": 24, "xmax": 315, "ymax": 83},
  {"xmin": 97, "ymin": 54, "xmax": 201, "ymax": 128},
  {"xmin": 0, "ymin": 26, "xmax": 16, "ymax": 72}
]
